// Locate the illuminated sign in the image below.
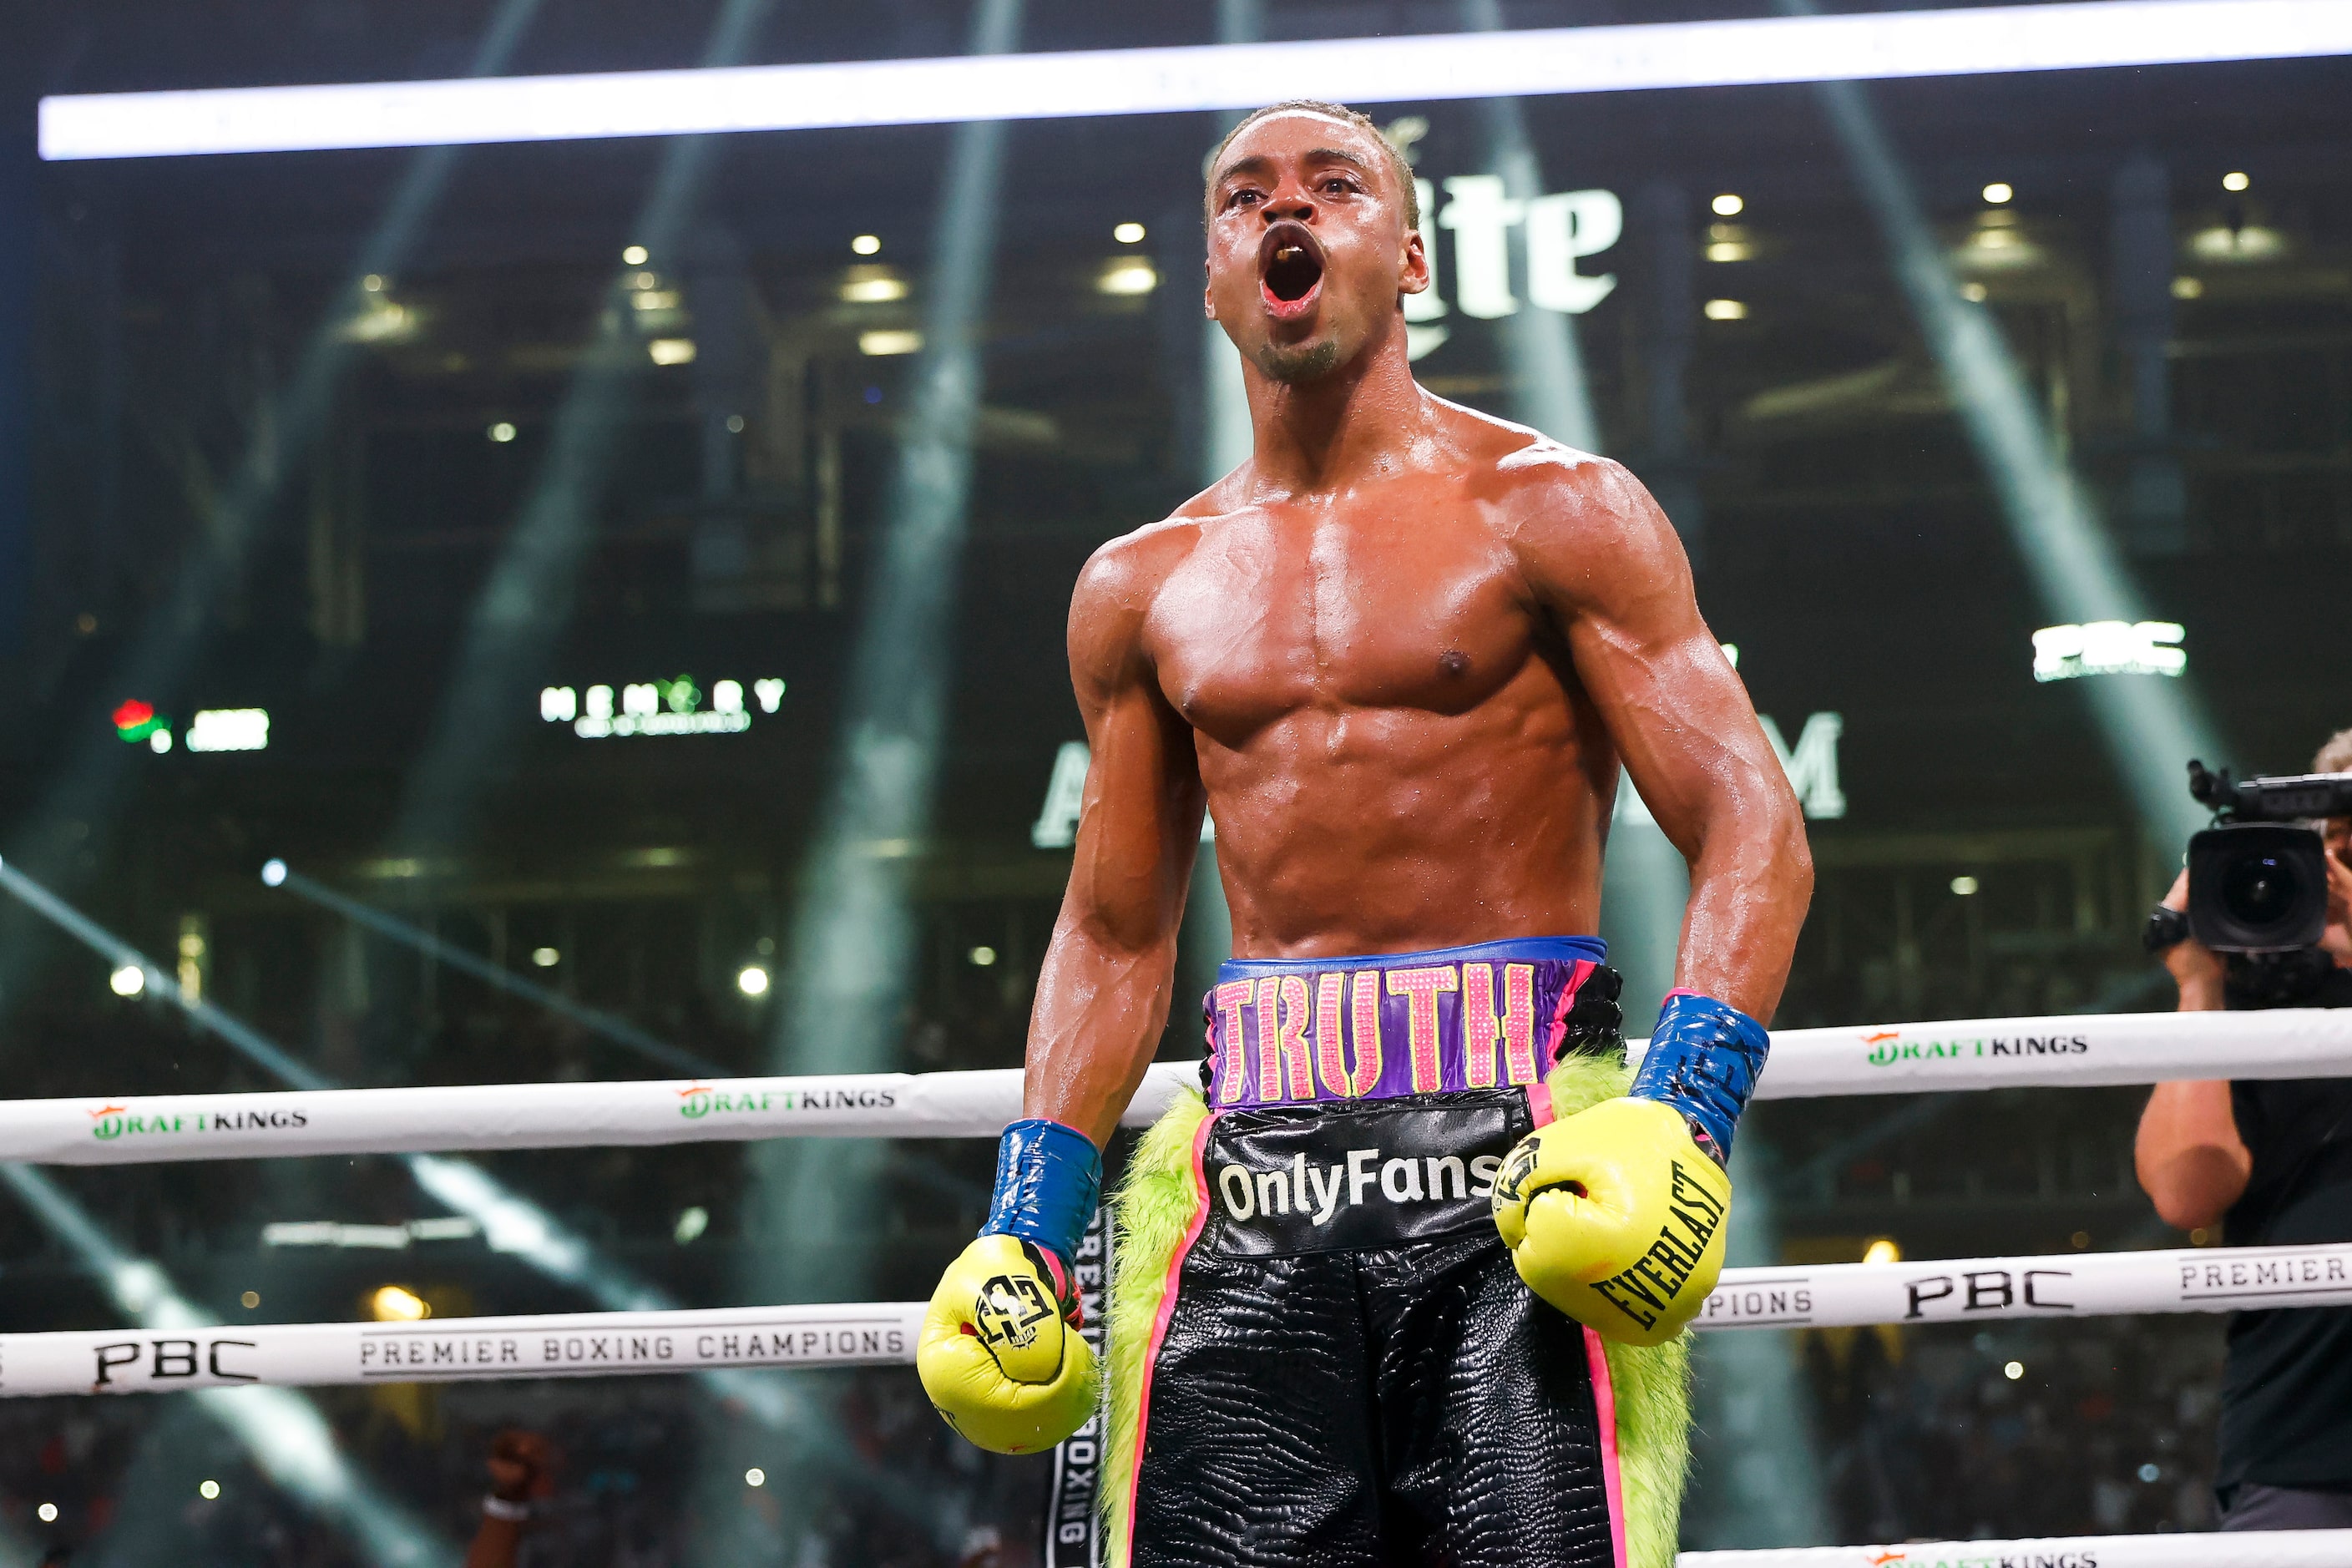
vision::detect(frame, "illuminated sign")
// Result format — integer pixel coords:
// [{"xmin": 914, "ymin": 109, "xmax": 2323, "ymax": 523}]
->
[
  {"xmin": 1403, "ymin": 176, "xmax": 1618, "ymax": 360},
  {"xmin": 541, "ymin": 676, "xmax": 785, "ymax": 739},
  {"xmin": 114, "ymin": 700, "xmax": 171, "ymax": 753},
  {"xmin": 38, "ymin": 3, "xmax": 2352, "ymax": 161},
  {"xmin": 114, "ymin": 702, "xmax": 273, "ymax": 753},
  {"xmin": 2031, "ymin": 621, "xmax": 2184, "ymax": 682},
  {"xmin": 186, "ymin": 709, "xmax": 270, "ymax": 752}
]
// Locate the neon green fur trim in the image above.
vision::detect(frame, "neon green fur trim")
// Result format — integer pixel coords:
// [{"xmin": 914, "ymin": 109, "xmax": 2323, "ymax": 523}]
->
[
  {"xmin": 1102, "ymin": 1087, "xmax": 1210, "ymax": 1568},
  {"xmin": 1545, "ymin": 1051, "xmax": 1693, "ymax": 1568},
  {"xmin": 1100, "ymin": 1055, "xmax": 1692, "ymax": 1568}
]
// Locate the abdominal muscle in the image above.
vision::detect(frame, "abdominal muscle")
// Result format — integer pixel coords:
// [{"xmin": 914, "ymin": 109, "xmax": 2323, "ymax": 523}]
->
[{"xmin": 1196, "ymin": 686, "xmax": 1616, "ymax": 959}]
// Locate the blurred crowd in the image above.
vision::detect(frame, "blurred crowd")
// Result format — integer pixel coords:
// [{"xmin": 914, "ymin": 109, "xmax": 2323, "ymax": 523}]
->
[
  {"xmin": 1806, "ymin": 1317, "xmax": 2225, "ymax": 1542},
  {"xmin": 0, "ymin": 1371, "xmax": 1048, "ymax": 1568}
]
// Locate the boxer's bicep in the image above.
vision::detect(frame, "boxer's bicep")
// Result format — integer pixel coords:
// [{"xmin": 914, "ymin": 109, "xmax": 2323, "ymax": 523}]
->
[
  {"xmin": 1515, "ymin": 461, "xmax": 1778, "ymax": 848},
  {"xmin": 1515, "ymin": 459, "xmax": 1810, "ymax": 1017},
  {"xmin": 1062, "ymin": 551, "xmax": 1204, "ymax": 953},
  {"xmin": 1023, "ymin": 545, "xmax": 1202, "ymax": 1136}
]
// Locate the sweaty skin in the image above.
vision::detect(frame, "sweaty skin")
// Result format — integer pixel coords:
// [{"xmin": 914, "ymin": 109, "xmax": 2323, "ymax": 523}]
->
[{"xmin": 1024, "ymin": 109, "xmax": 1813, "ymax": 1145}]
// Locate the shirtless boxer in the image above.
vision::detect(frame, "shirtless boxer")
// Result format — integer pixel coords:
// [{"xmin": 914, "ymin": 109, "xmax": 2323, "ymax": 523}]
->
[{"xmin": 916, "ymin": 100, "xmax": 1813, "ymax": 1568}]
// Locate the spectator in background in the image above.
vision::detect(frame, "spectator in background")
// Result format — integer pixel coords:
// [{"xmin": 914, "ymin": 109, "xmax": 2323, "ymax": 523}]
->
[
  {"xmin": 466, "ymin": 1429, "xmax": 554, "ymax": 1568},
  {"xmin": 2137, "ymin": 726, "xmax": 2352, "ymax": 1530},
  {"xmin": 955, "ymin": 1525, "xmax": 1004, "ymax": 1568}
]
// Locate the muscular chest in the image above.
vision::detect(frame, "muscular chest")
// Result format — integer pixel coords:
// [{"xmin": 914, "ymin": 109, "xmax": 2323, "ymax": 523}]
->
[{"xmin": 1148, "ymin": 506, "xmax": 1540, "ymax": 741}]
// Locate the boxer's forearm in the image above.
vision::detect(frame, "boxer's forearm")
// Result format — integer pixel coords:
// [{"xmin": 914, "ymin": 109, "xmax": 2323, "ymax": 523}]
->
[
  {"xmin": 1023, "ymin": 916, "xmax": 1182, "ymax": 1147},
  {"xmin": 1668, "ymin": 772, "xmax": 1813, "ymax": 1024}
]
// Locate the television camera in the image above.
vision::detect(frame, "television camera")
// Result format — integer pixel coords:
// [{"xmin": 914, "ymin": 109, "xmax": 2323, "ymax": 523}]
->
[{"xmin": 2183, "ymin": 761, "xmax": 2352, "ymax": 953}]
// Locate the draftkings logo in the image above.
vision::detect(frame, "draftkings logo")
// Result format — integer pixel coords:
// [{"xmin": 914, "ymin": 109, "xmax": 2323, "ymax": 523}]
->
[
  {"xmin": 88, "ymin": 1104, "xmax": 310, "ymax": 1141},
  {"xmin": 1861, "ymin": 1029, "xmax": 2088, "ymax": 1068},
  {"xmin": 674, "ymin": 1084, "xmax": 898, "ymax": 1120},
  {"xmin": 1589, "ymin": 1162, "xmax": 1725, "ymax": 1332},
  {"xmin": 1861, "ymin": 1550, "xmax": 2100, "ymax": 1567}
]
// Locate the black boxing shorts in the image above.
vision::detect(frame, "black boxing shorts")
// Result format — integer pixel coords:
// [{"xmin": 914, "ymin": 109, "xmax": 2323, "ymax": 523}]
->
[{"xmin": 1106, "ymin": 939, "xmax": 1637, "ymax": 1568}]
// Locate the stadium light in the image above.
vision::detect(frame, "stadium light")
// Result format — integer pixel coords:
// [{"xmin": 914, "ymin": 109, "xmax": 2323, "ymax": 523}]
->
[
  {"xmin": 754, "ymin": 0, "xmax": 1023, "ymax": 1306},
  {"xmin": 1683, "ymin": 1140, "xmax": 1835, "ymax": 1548},
  {"xmin": 382, "ymin": 0, "xmax": 774, "ymax": 857},
  {"xmin": 258, "ymin": 858, "xmax": 718, "ymax": 1075},
  {"xmin": 0, "ymin": 853, "xmax": 811, "ymax": 1435},
  {"xmin": 713, "ymin": 18, "xmax": 1035, "ymax": 1552},
  {"xmin": 0, "ymin": 0, "xmax": 549, "ymax": 1034},
  {"xmin": 1461, "ymin": 0, "xmax": 1601, "ymax": 453},
  {"xmin": 38, "ymin": 1, "xmax": 2352, "ymax": 160},
  {"xmin": 1801, "ymin": 61, "xmax": 2224, "ymax": 847}
]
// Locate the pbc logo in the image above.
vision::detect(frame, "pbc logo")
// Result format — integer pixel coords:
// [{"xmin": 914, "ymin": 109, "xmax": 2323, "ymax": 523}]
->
[{"xmin": 972, "ymin": 1274, "xmax": 1055, "ymax": 1352}]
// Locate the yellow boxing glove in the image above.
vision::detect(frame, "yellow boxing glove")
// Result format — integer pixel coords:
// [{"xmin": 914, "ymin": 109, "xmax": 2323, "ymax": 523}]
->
[
  {"xmin": 917, "ymin": 1117, "xmax": 1101, "ymax": 1454},
  {"xmin": 917, "ymin": 1233, "xmax": 1098, "ymax": 1454},
  {"xmin": 1492, "ymin": 991, "xmax": 1767, "ymax": 1345},
  {"xmin": 1490, "ymin": 1097, "xmax": 1731, "ymax": 1346}
]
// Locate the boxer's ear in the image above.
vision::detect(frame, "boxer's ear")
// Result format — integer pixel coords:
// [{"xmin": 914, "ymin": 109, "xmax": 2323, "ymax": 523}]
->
[{"xmin": 1399, "ymin": 230, "xmax": 1431, "ymax": 300}]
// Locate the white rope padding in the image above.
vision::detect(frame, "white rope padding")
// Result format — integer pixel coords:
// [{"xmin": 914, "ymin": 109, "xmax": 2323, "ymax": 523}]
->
[
  {"xmin": 1692, "ymin": 1241, "xmax": 2352, "ymax": 1332},
  {"xmin": 0, "ymin": 1302, "xmax": 923, "ymax": 1398},
  {"xmin": 9, "ymin": 1007, "xmax": 2349, "ymax": 1166},
  {"xmin": 1679, "ymin": 1531, "xmax": 2352, "ymax": 1566},
  {"xmin": 9, "ymin": 1242, "xmax": 2346, "ymax": 1398},
  {"xmin": 1736, "ymin": 1005, "xmax": 2352, "ymax": 1098}
]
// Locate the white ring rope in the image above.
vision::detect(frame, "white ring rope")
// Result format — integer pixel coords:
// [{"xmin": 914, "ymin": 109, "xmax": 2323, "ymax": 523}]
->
[
  {"xmin": 10, "ymin": 1006, "xmax": 2350, "ymax": 1166},
  {"xmin": 1678, "ymin": 1530, "xmax": 2352, "ymax": 1566},
  {"xmin": 0, "ymin": 1302, "xmax": 922, "ymax": 1398},
  {"xmin": 16, "ymin": 1019, "xmax": 2349, "ymax": 1566},
  {"xmin": 9, "ymin": 1241, "xmax": 2348, "ymax": 1398}
]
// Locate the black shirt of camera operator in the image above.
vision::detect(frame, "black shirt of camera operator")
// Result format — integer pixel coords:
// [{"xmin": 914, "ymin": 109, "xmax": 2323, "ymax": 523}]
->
[{"xmin": 2218, "ymin": 964, "xmax": 2352, "ymax": 1498}]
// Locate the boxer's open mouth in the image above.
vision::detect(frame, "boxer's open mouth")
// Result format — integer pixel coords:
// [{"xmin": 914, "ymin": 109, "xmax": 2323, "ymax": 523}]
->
[{"xmin": 1259, "ymin": 224, "xmax": 1324, "ymax": 315}]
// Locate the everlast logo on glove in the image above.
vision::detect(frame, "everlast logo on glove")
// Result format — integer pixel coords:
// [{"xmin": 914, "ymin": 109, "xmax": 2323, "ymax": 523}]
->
[
  {"xmin": 1591, "ymin": 1162, "xmax": 1727, "ymax": 1331},
  {"xmin": 974, "ymin": 1273, "xmax": 1055, "ymax": 1351},
  {"xmin": 1203, "ymin": 1089, "xmax": 1534, "ymax": 1258}
]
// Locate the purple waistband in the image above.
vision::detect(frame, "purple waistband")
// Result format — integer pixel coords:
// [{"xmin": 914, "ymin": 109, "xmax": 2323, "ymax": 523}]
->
[{"xmin": 1204, "ymin": 938, "xmax": 1609, "ymax": 1110}]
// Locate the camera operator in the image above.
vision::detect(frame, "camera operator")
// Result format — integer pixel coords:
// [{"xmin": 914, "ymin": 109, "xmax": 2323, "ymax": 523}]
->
[{"xmin": 2137, "ymin": 728, "xmax": 2352, "ymax": 1530}]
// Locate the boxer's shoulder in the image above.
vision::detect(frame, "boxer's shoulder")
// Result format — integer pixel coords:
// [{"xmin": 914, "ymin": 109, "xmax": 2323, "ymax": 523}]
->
[
  {"xmin": 1417, "ymin": 395, "xmax": 1645, "ymax": 529},
  {"xmin": 1070, "ymin": 471, "xmax": 1263, "ymax": 624},
  {"xmin": 1065, "ymin": 510, "xmax": 1228, "ymax": 689},
  {"xmin": 1076, "ymin": 513, "xmax": 1202, "ymax": 603},
  {"xmin": 1418, "ymin": 401, "xmax": 1684, "ymax": 600}
]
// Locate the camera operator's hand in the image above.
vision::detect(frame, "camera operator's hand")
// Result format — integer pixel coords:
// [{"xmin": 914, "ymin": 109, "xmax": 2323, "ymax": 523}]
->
[
  {"xmin": 2322, "ymin": 828, "xmax": 2352, "ymax": 968},
  {"xmin": 2159, "ymin": 871, "xmax": 2228, "ymax": 1011},
  {"xmin": 2137, "ymin": 877, "xmax": 2252, "ymax": 1231}
]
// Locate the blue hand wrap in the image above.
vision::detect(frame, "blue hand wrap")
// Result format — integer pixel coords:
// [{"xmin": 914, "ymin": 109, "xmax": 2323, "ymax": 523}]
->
[
  {"xmin": 980, "ymin": 1118, "xmax": 1101, "ymax": 1267},
  {"xmin": 1629, "ymin": 992, "xmax": 1771, "ymax": 1166}
]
